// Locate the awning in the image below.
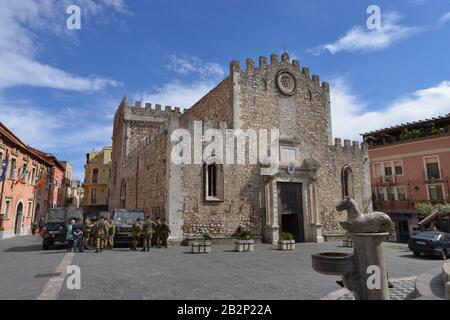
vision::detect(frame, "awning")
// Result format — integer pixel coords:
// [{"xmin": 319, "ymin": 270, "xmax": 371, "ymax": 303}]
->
[{"xmin": 418, "ymin": 211, "xmax": 440, "ymax": 226}]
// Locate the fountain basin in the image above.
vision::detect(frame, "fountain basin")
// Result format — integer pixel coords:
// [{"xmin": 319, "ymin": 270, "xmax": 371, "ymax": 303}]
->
[{"xmin": 311, "ymin": 252, "xmax": 354, "ymax": 276}]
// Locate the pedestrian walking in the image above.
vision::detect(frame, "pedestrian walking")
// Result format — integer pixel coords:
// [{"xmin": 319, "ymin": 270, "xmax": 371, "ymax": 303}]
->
[{"xmin": 66, "ymin": 219, "xmax": 75, "ymax": 252}]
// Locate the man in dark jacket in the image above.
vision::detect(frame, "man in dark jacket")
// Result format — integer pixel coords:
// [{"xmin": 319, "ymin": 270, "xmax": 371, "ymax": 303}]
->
[{"xmin": 72, "ymin": 219, "xmax": 84, "ymax": 253}]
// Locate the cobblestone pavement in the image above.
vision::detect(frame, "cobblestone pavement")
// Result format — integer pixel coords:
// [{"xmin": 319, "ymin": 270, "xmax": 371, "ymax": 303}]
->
[
  {"xmin": 0, "ymin": 236, "xmax": 445, "ymax": 300},
  {"xmin": 322, "ymin": 277, "xmax": 417, "ymax": 300}
]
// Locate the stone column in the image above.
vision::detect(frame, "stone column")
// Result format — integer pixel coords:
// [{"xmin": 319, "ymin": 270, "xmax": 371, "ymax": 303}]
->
[{"xmin": 350, "ymin": 232, "xmax": 389, "ymax": 300}]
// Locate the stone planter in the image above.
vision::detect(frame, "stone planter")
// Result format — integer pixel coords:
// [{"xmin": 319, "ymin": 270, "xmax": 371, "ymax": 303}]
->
[
  {"xmin": 234, "ymin": 240, "xmax": 254, "ymax": 252},
  {"xmin": 191, "ymin": 241, "xmax": 212, "ymax": 254},
  {"xmin": 278, "ymin": 240, "xmax": 295, "ymax": 251},
  {"xmin": 342, "ymin": 239, "xmax": 353, "ymax": 248}
]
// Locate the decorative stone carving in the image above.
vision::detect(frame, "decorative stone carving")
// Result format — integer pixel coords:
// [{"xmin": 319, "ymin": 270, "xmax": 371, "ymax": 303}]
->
[
  {"xmin": 276, "ymin": 70, "xmax": 297, "ymax": 96},
  {"xmin": 336, "ymin": 196, "xmax": 393, "ymax": 233}
]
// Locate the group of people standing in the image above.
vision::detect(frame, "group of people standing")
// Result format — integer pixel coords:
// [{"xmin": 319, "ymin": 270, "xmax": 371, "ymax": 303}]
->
[
  {"xmin": 66, "ymin": 216, "xmax": 116, "ymax": 253},
  {"xmin": 131, "ymin": 216, "xmax": 171, "ymax": 251},
  {"xmin": 66, "ymin": 218, "xmax": 85, "ymax": 252},
  {"xmin": 65, "ymin": 215, "xmax": 171, "ymax": 253}
]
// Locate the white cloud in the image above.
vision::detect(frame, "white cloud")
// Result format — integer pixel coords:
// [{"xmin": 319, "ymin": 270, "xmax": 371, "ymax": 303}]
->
[
  {"xmin": 135, "ymin": 55, "xmax": 226, "ymax": 109},
  {"xmin": 136, "ymin": 80, "xmax": 217, "ymax": 109},
  {"xmin": 167, "ymin": 54, "xmax": 226, "ymax": 79},
  {"xmin": 438, "ymin": 12, "xmax": 450, "ymax": 24},
  {"xmin": 310, "ymin": 12, "xmax": 422, "ymax": 55},
  {"xmin": 0, "ymin": 0, "xmax": 128, "ymax": 91},
  {"xmin": 330, "ymin": 78, "xmax": 450, "ymax": 140}
]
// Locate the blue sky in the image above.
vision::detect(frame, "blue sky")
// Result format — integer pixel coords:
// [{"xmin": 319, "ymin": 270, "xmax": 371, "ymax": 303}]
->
[{"xmin": 0, "ymin": 0, "xmax": 450, "ymax": 180}]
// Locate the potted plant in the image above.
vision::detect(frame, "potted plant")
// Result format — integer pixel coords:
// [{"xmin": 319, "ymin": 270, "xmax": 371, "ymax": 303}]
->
[
  {"xmin": 278, "ymin": 232, "xmax": 295, "ymax": 250},
  {"xmin": 191, "ymin": 233, "xmax": 212, "ymax": 254},
  {"xmin": 0, "ymin": 226, "xmax": 4, "ymax": 239},
  {"xmin": 234, "ymin": 230, "xmax": 254, "ymax": 252},
  {"xmin": 342, "ymin": 234, "xmax": 353, "ymax": 248}
]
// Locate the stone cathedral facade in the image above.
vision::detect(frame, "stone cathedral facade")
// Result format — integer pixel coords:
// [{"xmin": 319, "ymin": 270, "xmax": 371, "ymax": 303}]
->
[{"xmin": 109, "ymin": 52, "xmax": 372, "ymax": 243}]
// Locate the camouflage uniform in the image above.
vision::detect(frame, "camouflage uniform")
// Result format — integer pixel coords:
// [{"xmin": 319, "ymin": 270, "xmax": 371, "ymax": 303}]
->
[
  {"xmin": 83, "ymin": 218, "xmax": 93, "ymax": 249},
  {"xmin": 131, "ymin": 219, "xmax": 143, "ymax": 251},
  {"xmin": 158, "ymin": 220, "xmax": 171, "ymax": 248},
  {"xmin": 106, "ymin": 219, "xmax": 116, "ymax": 249},
  {"xmin": 151, "ymin": 220, "xmax": 161, "ymax": 247},
  {"xmin": 93, "ymin": 218, "xmax": 108, "ymax": 253},
  {"xmin": 141, "ymin": 218, "xmax": 156, "ymax": 251},
  {"xmin": 103, "ymin": 219, "xmax": 111, "ymax": 249}
]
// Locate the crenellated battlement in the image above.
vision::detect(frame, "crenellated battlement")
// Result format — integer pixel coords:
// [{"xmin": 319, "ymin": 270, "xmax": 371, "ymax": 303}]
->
[
  {"xmin": 231, "ymin": 52, "xmax": 330, "ymax": 93},
  {"xmin": 128, "ymin": 100, "xmax": 182, "ymax": 115},
  {"xmin": 331, "ymin": 137, "xmax": 368, "ymax": 157}
]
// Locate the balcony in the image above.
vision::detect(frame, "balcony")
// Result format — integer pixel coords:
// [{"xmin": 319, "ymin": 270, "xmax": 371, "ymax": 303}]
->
[{"xmin": 373, "ymin": 199, "xmax": 446, "ymax": 213}]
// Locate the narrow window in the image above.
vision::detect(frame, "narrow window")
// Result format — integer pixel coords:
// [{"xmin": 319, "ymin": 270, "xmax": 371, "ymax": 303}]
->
[
  {"xmin": 394, "ymin": 161, "xmax": 403, "ymax": 175},
  {"xmin": 376, "ymin": 188, "xmax": 385, "ymax": 202},
  {"xmin": 204, "ymin": 160, "xmax": 224, "ymax": 202},
  {"xmin": 397, "ymin": 186, "xmax": 407, "ymax": 201},
  {"xmin": 92, "ymin": 168, "xmax": 99, "ymax": 184},
  {"xmin": 384, "ymin": 162, "xmax": 393, "ymax": 176},
  {"xmin": 428, "ymin": 184, "xmax": 444, "ymax": 201},
  {"xmin": 4, "ymin": 199, "xmax": 11, "ymax": 218},
  {"xmin": 9, "ymin": 158, "xmax": 16, "ymax": 179},
  {"xmin": 341, "ymin": 166, "xmax": 354, "ymax": 198},
  {"xmin": 91, "ymin": 188, "xmax": 97, "ymax": 204},
  {"xmin": 386, "ymin": 187, "xmax": 395, "ymax": 201},
  {"xmin": 425, "ymin": 156, "xmax": 440, "ymax": 180}
]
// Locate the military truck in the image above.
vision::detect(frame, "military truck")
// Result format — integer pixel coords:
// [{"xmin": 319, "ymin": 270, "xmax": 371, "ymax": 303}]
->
[
  {"xmin": 112, "ymin": 209, "xmax": 145, "ymax": 246},
  {"xmin": 42, "ymin": 208, "xmax": 83, "ymax": 250}
]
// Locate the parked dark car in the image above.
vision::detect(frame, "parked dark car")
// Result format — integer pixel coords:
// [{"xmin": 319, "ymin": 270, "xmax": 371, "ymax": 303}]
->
[
  {"xmin": 42, "ymin": 208, "xmax": 83, "ymax": 250},
  {"xmin": 408, "ymin": 231, "xmax": 450, "ymax": 260},
  {"xmin": 112, "ymin": 209, "xmax": 145, "ymax": 246}
]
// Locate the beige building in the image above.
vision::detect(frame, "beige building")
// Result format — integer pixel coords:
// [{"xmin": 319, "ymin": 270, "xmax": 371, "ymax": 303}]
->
[
  {"xmin": 109, "ymin": 52, "xmax": 372, "ymax": 243},
  {"xmin": 83, "ymin": 147, "xmax": 112, "ymax": 213}
]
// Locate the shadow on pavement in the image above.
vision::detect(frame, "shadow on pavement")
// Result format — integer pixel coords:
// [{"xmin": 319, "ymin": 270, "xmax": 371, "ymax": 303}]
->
[
  {"xmin": 3, "ymin": 244, "xmax": 43, "ymax": 252},
  {"xmin": 397, "ymin": 254, "xmax": 441, "ymax": 260}
]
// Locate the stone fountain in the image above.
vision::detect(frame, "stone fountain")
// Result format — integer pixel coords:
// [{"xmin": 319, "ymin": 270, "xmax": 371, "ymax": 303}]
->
[{"xmin": 311, "ymin": 196, "xmax": 393, "ymax": 300}]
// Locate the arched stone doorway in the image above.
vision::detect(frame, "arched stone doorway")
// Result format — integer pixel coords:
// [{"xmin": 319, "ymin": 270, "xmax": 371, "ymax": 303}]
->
[{"xmin": 14, "ymin": 202, "xmax": 24, "ymax": 235}]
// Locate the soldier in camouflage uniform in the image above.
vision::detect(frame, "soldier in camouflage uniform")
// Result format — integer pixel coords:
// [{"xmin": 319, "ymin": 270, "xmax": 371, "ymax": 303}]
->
[
  {"xmin": 131, "ymin": 217, "xmax": 143, "ymax": 251},
  {"xmin": 141, "ymin": 216, "xmax": 157, "ymax": 252},
  {"xmin": 158, "ymin": 218, "xmax": 171, "ymax": 248},
  {"xmin": 106, "ymin": 218, "xmax": 116, "ymax": 250},
  {"xmin": 83, "ymin": 217, "xmax": 93, "ymax": 250},
  {"xmin": 151, "ymin": 217, "xmax": 161, "ymax": 248},
  {"xmin": 103, "ymin": 218, "xmax": 110, "ymax": 249},
  {"xmin": 93, "ymin": 217, "xmax": 108, "ymax": 253}
]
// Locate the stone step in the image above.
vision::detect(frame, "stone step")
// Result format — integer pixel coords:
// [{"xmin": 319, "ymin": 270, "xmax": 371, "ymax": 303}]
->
[{"xmin": 414, "ymin": 267, "xmax": 445, "ymax": 300}]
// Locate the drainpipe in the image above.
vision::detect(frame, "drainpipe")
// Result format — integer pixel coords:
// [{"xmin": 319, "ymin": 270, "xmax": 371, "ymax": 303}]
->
[{"xmin": 0, "ymin": 149, "xmax": 10, "ymax": 228}]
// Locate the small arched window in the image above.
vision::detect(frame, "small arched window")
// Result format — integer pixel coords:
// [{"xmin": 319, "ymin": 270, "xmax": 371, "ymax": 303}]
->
[
  {"xmin": 341, "ymin": 165, "xmax": 354, "ymax": 199},
  {"xmin": 204, "ymin": 158, "xmax": 224, "ymax": 202}
]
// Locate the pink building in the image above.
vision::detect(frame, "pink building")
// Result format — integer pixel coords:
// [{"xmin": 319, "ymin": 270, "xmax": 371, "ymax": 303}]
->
[
  {"xmin": 0, "ymin": 123, "xmax": 52, "ymax": 239},
  {"xmin": 363, "ymin": 114, "xmax": 450, "ymax": 242}
]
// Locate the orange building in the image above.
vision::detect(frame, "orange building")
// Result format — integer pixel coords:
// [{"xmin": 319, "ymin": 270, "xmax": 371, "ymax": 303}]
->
[
  {"xmin": 0, "ymin": 123, "xmax": 52, "ymax": 239},
  {"xmin": 363, "ymin": 114, "xmax": 450, "ymax": 242}
]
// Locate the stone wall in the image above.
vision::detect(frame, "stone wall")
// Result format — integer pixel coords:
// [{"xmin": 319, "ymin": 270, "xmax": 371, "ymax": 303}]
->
[{"xmin": 180, "ymin": 77, "xmax": 231, "ymax": 127}]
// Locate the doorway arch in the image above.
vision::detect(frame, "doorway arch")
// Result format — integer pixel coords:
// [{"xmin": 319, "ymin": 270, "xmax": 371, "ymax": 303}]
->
[{"xmin": 14, "ymin": 202, "xmax": 24, "ymax": 235}]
